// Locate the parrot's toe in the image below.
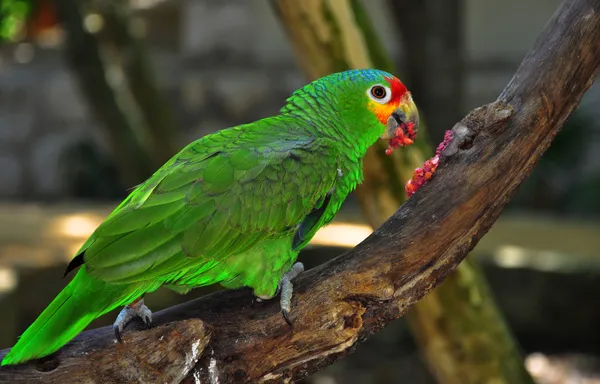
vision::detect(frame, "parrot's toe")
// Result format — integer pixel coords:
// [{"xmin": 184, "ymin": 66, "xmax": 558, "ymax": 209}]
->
[
  {"xmin": 279, "ymin": 262, "xmax": 304, "ymax": 327},
  {"xmin": 113, "ymin": 298, "xmax": 153, "ymax": 343}
]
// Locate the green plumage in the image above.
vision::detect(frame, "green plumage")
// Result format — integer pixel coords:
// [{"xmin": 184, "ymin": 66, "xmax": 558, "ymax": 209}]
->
[{"xmin": 2, "ymin": 69, "xmax": 402, "ymax": 365}]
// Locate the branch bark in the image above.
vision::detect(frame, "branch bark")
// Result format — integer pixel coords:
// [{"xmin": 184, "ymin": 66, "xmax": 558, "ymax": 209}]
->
[
  {"xmin": 0, "ymin": 0, "xmax": 598, "ymax": 382},
  {"xmin": 0, "ymin": 320, "xmax": 210, "ymax": 383}
]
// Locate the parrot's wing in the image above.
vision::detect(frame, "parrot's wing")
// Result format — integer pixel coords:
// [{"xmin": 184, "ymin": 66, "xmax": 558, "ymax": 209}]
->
[{"xmin": 75, "ymin": 126, "xmax": 341, "ymax": 283}]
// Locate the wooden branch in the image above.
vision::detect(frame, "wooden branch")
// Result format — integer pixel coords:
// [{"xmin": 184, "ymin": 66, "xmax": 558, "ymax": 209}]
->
[
  {"xmin": 1, "ymin": 0, "xmax": 598, "ymax": 382},
  {"xmin": 0, "ymin": 320, "xmax": 210, "ymax": 383}
]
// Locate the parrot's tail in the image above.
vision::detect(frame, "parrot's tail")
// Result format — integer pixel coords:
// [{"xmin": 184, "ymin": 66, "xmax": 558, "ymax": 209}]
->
[{"xmin": 2, "ymin": 267, "xmax": 146, "ymax": 366}]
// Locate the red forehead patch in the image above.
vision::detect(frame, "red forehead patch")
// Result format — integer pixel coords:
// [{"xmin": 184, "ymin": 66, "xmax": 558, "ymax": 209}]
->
[{"xmin": 383, "ymin": 76, "xmax": 408, "ymax": 104}]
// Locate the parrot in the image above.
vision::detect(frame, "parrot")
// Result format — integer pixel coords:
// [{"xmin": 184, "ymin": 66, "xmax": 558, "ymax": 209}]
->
[{"xmin": 1, "ymin": 68, "xmax": 419, "ymax": 366}]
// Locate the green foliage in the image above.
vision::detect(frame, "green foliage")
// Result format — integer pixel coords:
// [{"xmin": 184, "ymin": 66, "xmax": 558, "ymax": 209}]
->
[{"xmin": 0, "ymin": 0, "xmax": 30, "ymax": 41}]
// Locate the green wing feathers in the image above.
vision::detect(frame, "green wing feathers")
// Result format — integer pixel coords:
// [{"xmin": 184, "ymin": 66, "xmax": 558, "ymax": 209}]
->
[{"xmin": 83, "ymin": 121, "xmax": 341, "ymax": 284}]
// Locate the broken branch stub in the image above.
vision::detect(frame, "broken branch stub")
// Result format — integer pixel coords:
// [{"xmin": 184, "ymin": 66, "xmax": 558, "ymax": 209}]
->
[{"xmin": 0, "ymin": 320, "xmax": 211, "ymax": 383}]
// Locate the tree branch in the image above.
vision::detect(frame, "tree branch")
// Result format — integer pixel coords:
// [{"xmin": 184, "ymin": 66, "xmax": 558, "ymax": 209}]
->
[
  {"xmin": 0, "ymin": 0, "xmax": 598, "ymax": 382},
  {"xmin": 0, "ymin": 320, "xmax": 210, "ymax": 383}
]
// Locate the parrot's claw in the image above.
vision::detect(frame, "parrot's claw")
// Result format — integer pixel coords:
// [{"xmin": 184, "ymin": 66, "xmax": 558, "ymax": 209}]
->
[
  {"xmin": 282, "ymin": 308, "xmax": 292, "ymax": 326},
  {"xmin": 113, "ymin": 298, "xmax": 152, "ymax": 343},
  {"xmin": 253, "ymin": 262, "xmax": 304, "ymax": 326},
  {"xmin": 279, "ymin": 262, "xmax": 304, "ymax": 326}
]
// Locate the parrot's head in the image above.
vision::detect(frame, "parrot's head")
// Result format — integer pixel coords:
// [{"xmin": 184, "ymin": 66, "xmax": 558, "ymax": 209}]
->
[
  {"xmin": 283, "ymin": 69, "xmax": 419, "ymax": 155},
  {"xmin": 281, "ymin": 69, "xmax": 419, "ymax": 155},
  {"xmin": 360, "ymin": 70, "xmax": 419, "ymax": 155}
]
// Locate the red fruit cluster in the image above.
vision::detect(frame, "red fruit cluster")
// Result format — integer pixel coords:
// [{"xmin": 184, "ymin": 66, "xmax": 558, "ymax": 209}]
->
[
  {"xmin": 405, "ymin": 130, "xmax": 454, "ymax": 197},
  {"xmin": 385, "ymin": 122, "xmax": 417, "ymax": 155}
]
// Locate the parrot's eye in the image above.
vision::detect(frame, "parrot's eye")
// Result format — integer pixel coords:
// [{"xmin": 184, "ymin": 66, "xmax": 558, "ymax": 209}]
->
[
  {"xmin": 367, "ymin": 84, "xmax": 392, "ymax": 104},
  {"xmin": 371, "ymin": 86, "xmax": 386, "ymax": 99}
]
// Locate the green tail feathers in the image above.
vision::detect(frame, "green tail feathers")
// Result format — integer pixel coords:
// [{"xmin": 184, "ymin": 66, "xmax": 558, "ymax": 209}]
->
[{"xmin": 2, "ymin": 268, "xmax": 142, "ymax": 366}]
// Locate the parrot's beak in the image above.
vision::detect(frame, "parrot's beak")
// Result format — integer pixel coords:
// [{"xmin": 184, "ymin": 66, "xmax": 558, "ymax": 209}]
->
[{"xmin": 381, "ymin": 95, "xmax": 419, "ymax": 155}]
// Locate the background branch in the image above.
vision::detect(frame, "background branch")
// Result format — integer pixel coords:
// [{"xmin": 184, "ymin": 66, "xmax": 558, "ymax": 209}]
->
[{"xmin": 0, "ymin": 0, "xmax": 597, "ymax": 382}]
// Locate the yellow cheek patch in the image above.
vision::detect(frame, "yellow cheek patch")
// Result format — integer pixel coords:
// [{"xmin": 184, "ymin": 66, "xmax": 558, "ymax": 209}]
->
[{"xmin": 368, "ymin": 101, "xmax": 398, "ymax": 125}]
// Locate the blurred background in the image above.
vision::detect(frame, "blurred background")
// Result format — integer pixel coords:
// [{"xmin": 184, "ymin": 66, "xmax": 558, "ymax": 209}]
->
[{"xmin": 0, "ymin": 0, "xmax": 599, "ymax": 383}]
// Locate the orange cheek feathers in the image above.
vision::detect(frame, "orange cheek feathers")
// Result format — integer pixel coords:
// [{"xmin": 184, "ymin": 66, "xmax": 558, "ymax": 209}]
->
[{"xmin": 369, "ymin": 101, "xmax": 398, "ymax": 125}]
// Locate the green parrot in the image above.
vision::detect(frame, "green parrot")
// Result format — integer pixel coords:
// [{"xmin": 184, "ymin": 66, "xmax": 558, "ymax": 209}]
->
[{"xmin": 2, "ymin": 68, "xmax": 418, "ymax": 365}]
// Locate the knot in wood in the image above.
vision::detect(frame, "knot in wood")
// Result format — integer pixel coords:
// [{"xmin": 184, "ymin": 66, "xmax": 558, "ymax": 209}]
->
[{"xmin": 442, "ymin": 101, "xmax": 515, "ymax": 157}]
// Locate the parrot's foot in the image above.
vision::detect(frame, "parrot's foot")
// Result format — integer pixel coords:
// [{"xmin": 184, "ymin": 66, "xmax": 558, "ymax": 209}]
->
[
  {"xmin": 255, "ymin": 262, "xmax": 305, "ymax": 326},
  {"xmin": 280, "ymin": 262, "xmax": 304, "ymax": 326},
  {"xmin": 113, "ymin": 298, "xmax": 152, "ymax": 343}
]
